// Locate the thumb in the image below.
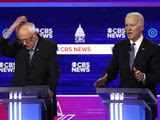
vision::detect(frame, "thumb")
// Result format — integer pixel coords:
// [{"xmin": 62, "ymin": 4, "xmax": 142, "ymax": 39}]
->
[
  {"xmin": 133, "ymin": 67, "xmax": 138, "ymax": 72},
  {"xmin": 133, "ymin": 67, "xmax": 140, "ymax": 74}
]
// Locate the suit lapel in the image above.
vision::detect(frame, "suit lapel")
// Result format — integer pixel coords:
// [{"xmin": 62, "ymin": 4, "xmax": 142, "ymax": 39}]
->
[
  {"xmin": 22, "ymin": 48, "xmax": 30, "ymax": 65},
  {"xmin": 133, "ymin": 38, "xmax": 146, "ymax": 69},
  {"xmin": 29, "ymin": 37, "xmax": 42, "ymax": 69},
  {"xmin": 125, "ymin": 40, "xmax": 131, "ymax": 70}
]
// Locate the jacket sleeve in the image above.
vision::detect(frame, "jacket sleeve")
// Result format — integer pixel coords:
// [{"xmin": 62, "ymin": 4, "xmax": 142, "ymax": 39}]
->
[
  {"xmin": 104, "ymin": 43, "xmax": 119, "ymax": 85},
  {"xmin": 0, "ymin": 37, "xmax": 20, "ymax": 58},
  {"xmin": 145, "ymin": 46, "xmax": 160, "ymax": 85},
  {"xmin": 47, "ymin": 42, "xmax": 59, "ymax": 91}
]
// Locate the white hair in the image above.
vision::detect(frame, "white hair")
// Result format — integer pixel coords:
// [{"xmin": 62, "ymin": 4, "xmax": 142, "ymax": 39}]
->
[
  {"xmin": 126, "ymin": 12, "xmax": 144, "ymax": 25},
  {"xmin": 16, "ymin": 22, "xmax": 36, "ymax": 34},
  {"xmin": 27, "ymin": 22, "xmax": 36, "ymax": 34}
]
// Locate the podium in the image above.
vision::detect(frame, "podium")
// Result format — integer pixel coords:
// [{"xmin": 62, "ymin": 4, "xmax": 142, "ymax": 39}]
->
[
  {"xmin": 96, "ymin": 88, "xmax": 157, "ymax": 120},
  {"xmin": 0, "ymin": 85, "xmax": 50, "ymax": 120}
]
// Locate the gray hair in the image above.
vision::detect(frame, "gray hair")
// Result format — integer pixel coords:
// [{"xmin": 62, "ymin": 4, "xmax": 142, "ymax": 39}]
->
[
  {"xmin": 16, "ymin": 22, "xmax": 36, "ymax": 34},
  {"xmin": 125, "ymin": 12, "xmax": 144, "ymax": 25}
]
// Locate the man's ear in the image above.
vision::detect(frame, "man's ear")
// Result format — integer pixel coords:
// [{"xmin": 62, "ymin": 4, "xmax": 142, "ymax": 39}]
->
[{"xmin": 33, "ymin": 34, "xmax": 37, "ymax": 39}]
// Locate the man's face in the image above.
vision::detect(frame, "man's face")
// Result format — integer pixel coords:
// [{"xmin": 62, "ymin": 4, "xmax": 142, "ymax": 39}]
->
[
  {"xmin": 17, "ymin": 30, "xmax": 36, "ymax": 50},
  {"xmin": 125, "ymin": 15, "xmax": 144, "ymax": 41}
]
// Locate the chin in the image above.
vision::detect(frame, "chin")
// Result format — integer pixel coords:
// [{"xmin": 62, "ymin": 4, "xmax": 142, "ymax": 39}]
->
[
  {"xmin": 127, "ymin": 35, "xmax": 131, "ymax": 39},
  {"xmin": 128, "ymin": 36, "xmax": 134, "ymax": 40},
  {"xmin": 128, "ymin": 37, "xmax": 132, "ymax": 40}
]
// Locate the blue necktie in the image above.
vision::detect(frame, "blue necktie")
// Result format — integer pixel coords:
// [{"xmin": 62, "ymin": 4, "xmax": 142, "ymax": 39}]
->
[{"xmin": 129, "ymin": 43, "xmax": 136, "ymax": 70}]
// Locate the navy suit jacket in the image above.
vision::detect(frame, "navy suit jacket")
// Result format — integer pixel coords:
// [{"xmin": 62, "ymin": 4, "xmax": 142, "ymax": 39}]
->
[
  {"xmin": 0, "ymin": 35, "xmax": 59, "ymax": 115},
  {"xmin": 0, "ymin": 35, "xmax": 59, "ymax": 91},
  {"xmin": 105, "ymin": 38, "xmax": 160, "ymax": 95}
]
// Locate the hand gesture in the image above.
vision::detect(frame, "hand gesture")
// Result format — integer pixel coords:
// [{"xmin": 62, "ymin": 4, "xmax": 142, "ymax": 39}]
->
[
  {"xmin": 12, "ymin": 16, "xmax": 27, "ymax": 29},
  {"xmin": 133, "ymin": 67, "xmax": 144, "ymax": 81},
  {"xmin": 7, "ymin": 16, "xmax": 27, "ymax": 34},
  {"xmin": 94, "ymin": 75, "xmax": 107, "ymax": 88},
  {"xmin": 48, "ymin": 89, "xmax": 54, "ymax": 98}
]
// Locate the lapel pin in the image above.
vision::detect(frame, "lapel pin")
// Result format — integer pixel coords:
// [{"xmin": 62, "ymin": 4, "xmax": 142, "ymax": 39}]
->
[
  {"xmin": 142, "ymin": 48, "xmax": 145, "ymax": 50},
  {"xmin": 37, "ymin": 48, "xmax": 39, "ymax": 51}
]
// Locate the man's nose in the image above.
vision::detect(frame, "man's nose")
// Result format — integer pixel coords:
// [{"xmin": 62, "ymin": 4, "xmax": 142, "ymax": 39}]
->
[{"xmin": 127, "ymin": 26, "xmax": 132, "ymax": 31}]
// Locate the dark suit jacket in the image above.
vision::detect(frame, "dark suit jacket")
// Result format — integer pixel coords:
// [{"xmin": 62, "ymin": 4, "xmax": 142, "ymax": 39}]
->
[
  {"xmin": 0, "ymin": 35, "xmax": 59, "ymax": 115},
  {"xmin": 105, "ymin": 38, "xmax": 160, "ymax": 95}
]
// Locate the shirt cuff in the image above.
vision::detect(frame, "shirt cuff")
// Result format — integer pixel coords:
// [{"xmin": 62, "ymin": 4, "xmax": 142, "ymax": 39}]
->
[
  {"xmin": 142, "ymin": 73, "xmax": 146, "ymax": 85},
  {"xmin": 3, "ymin": 30, "xmax": 11, "ymax": 39}
]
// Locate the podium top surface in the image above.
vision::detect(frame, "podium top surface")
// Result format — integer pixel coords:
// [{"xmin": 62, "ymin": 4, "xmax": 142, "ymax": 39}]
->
[
  {"xmin": 0, "ymin": 85, "xmax": 49, "ymax": 99},
  {"xmin": 97, "ymin": 88, "xmax": 152, "ymax": 93},
  {"xmin": 0, "ymin": 85, "xmax": 49, "ymax": 92},
  {"xmin": 96, "ymin": 88, "xmax": 157, "ymax": 104}
]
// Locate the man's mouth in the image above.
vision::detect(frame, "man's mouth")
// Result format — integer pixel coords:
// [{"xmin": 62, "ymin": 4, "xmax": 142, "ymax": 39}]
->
[{"xmin": 127, "ymin": 32, "xmax": 133, "ymax": 36}]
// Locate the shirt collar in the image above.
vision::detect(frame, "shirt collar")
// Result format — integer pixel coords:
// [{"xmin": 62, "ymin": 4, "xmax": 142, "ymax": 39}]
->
[{"xmin": 130, "ymin": 34, "xmax": 143, "ymax": 46}]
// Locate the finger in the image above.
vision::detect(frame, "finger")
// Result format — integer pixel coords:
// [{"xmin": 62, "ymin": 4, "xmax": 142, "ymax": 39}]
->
[
  {"xmin": 94, "ymin": 82, "xmax": 101, "ymax": 88},
  {"xmin": 94, "ymin": 80, "xmax": 100, "ymax": 87},
  {"xmin": 135, "ymin": 71, "xmax": 140, "ymax": 75},
  {"xmin": 94, "ymin": 82, "xmax": 98, "ymax": 87},
  {"xmin": 17, "ymin": 16, "xmax": 27, "ymax": 23},
  {"xmin": 20, "ymin": 16, "xmax": 27, "ymax": 22},
  {"xmin": 135, "ymin": 74, "xmax": 140, "ymax": 80},
  {"xmin": 135, "ymin": 74, "xmax": 143, "ymax": 81},
  {"xmin": 137, "ymin": 75, "xmax": 142, "ymax": 81},
  {"xmin": 135, "ymin": 76, "xmax": 141, "ymax": 81},
  {"xmin": 135, "ymin": 72, "xmax": 140, "ymax": 79},
  {"xmin": 94, "ymin": 78, "xmax": 104, "ymax": 87},
  {"xmin": 96, "ymin": 79, "xmax": 103, "ymax": 86},
  {"xmin": 133, "ymin": 67, "xmax": 137, "ymax": 72},
  {"xmin": 133, "ymin": 68, "xmax": 139, "ymax": 75},
  {"xmin": 18, "ymin": 16, "xmax": 26, "ymax": 20}
]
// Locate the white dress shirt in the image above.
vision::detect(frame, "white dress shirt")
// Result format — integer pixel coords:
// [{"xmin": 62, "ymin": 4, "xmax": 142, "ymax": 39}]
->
[{"xmin": 130, "ymin": 34, "xmax": 143, "ymax": 58}]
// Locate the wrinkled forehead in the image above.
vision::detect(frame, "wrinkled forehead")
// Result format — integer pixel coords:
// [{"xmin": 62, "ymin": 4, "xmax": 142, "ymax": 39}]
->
[{"xmin": 125, "ymin": 15, "xmax": 140, "ymax": 24}]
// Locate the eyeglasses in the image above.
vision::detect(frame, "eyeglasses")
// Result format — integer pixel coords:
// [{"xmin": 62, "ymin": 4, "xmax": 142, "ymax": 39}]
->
[{"xmin": 19, "ymin": 35, "xmax": 34, "ymax": 45}]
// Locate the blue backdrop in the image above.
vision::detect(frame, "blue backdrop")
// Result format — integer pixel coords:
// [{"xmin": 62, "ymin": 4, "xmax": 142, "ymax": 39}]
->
[{"xmin": 0, "ymin": 6, "xmax": 160, "ymax": 95}]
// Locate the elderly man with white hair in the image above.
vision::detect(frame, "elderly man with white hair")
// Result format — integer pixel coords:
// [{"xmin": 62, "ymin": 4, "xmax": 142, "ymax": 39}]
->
[
  {"xmin": 0, "ymin": 16, "xmax": 59, "ymax": 120},
  {"xmin": 94, "ymin": 12, "xmax": 160, "ymax": 120}
]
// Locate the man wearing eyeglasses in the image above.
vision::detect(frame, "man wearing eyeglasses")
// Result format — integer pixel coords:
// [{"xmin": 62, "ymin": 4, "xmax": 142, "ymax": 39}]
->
[{"xmin": 0, "ymin": 16, "xmax": 59, "ymax": 120}]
